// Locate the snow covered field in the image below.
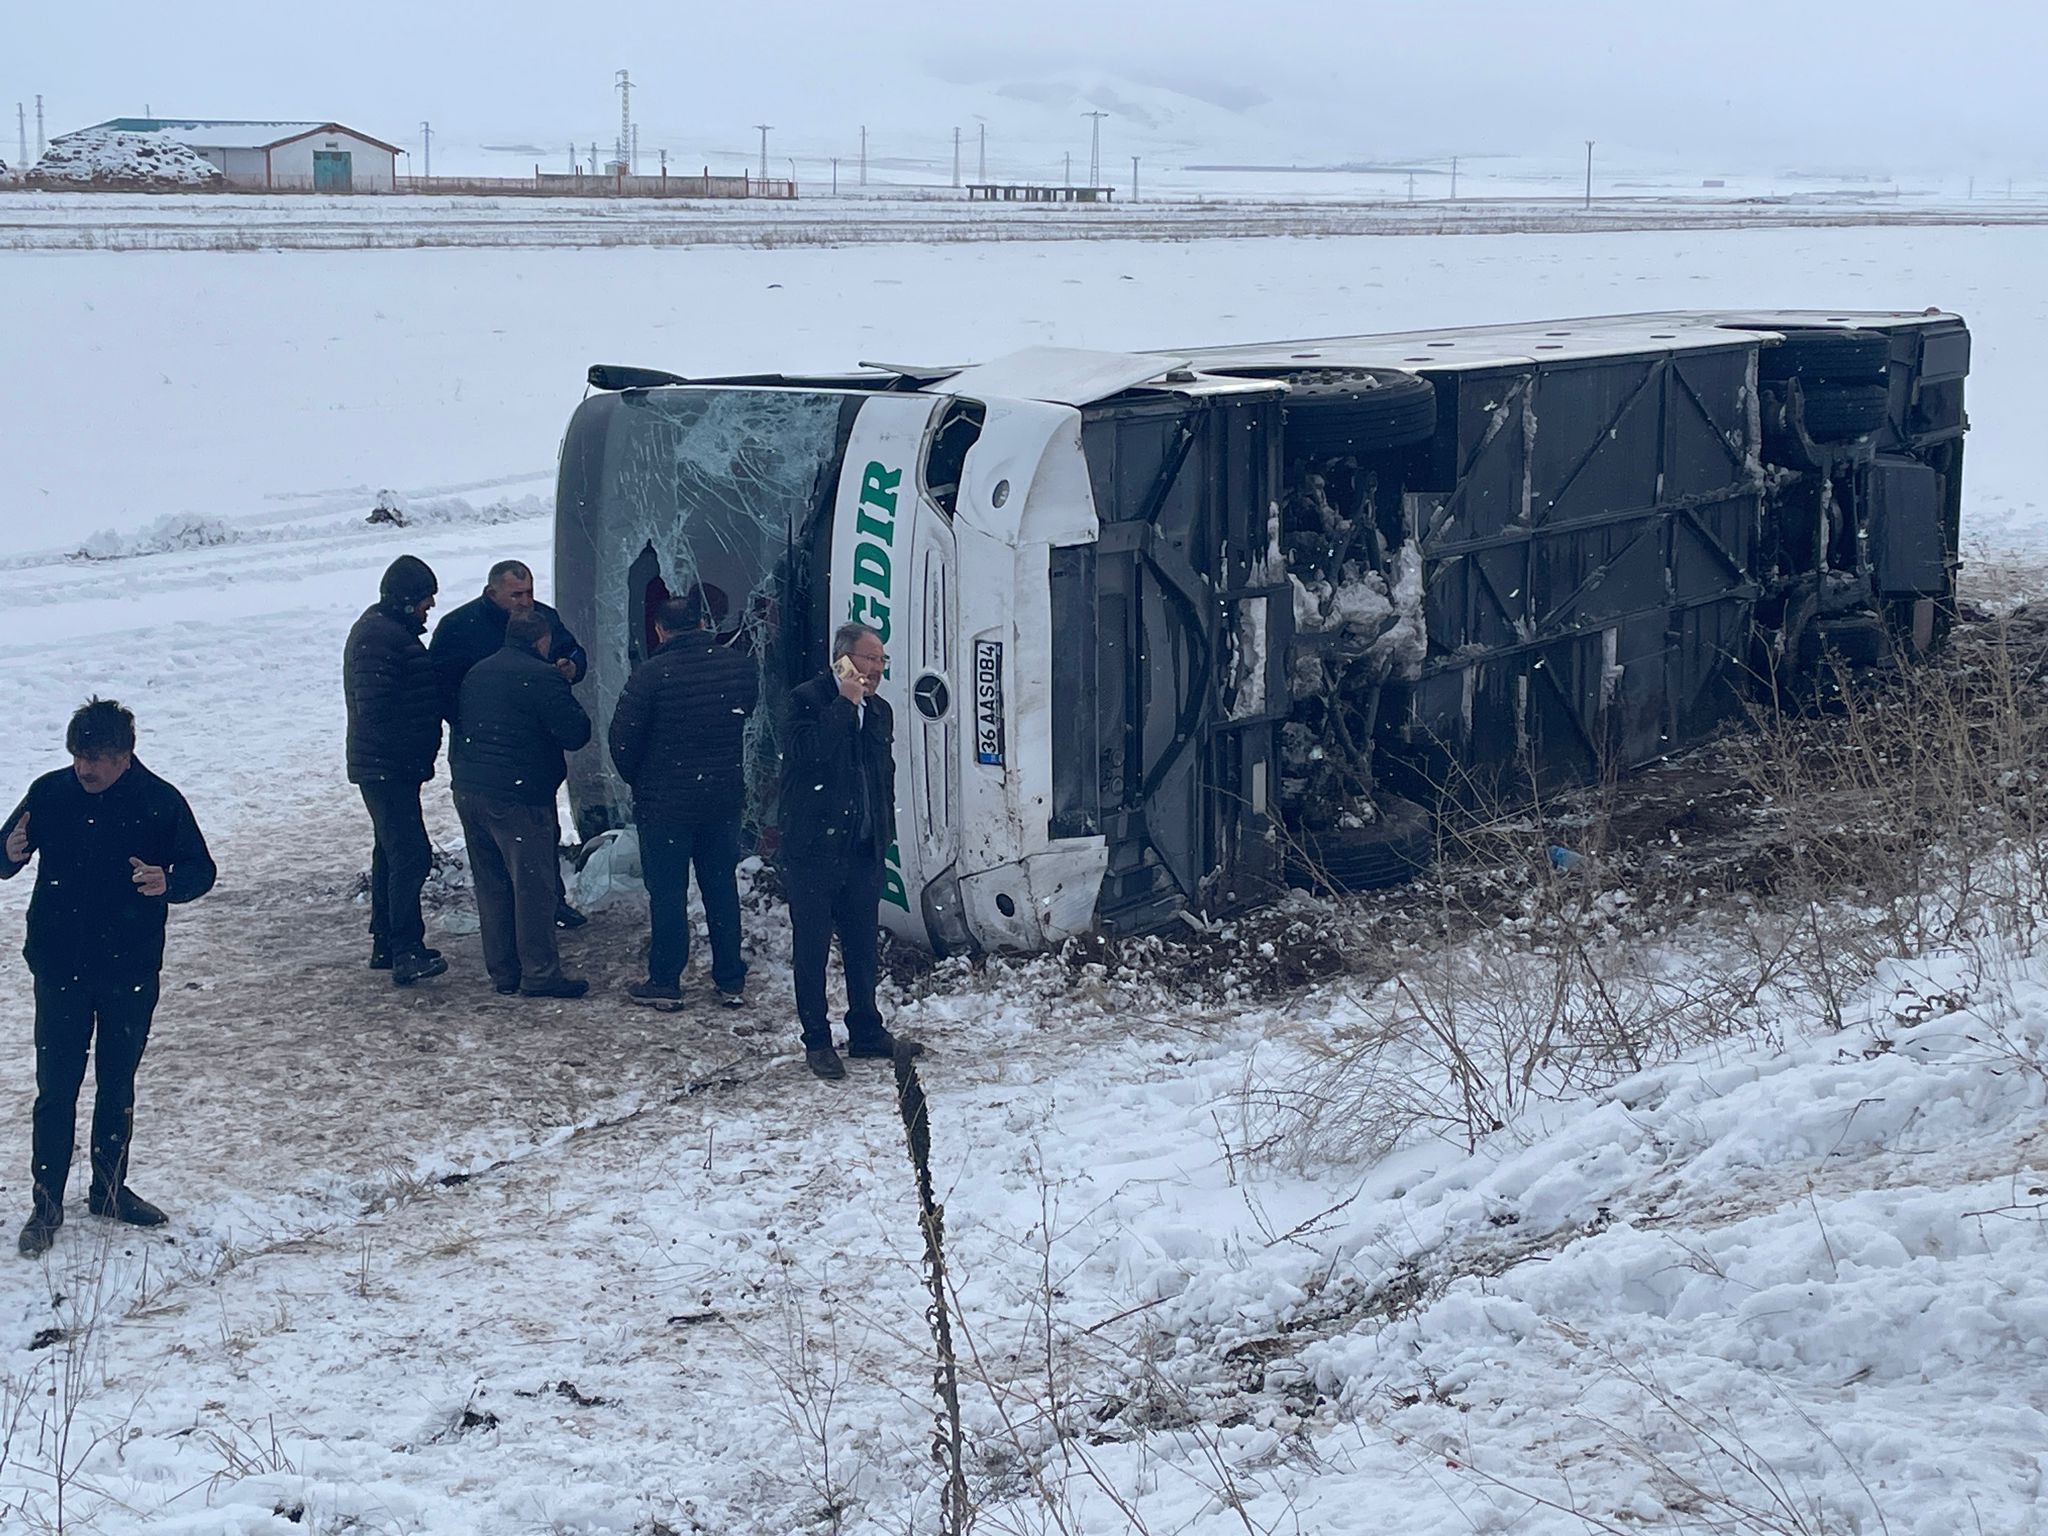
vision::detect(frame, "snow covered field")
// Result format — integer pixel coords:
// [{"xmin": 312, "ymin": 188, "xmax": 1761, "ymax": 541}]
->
[
  {"xmin": 8, "ymin": 188, "xmax": 2048, "ymax": 255},
  {"xmin": 0, "ymin": 220, "xmax": 2046, "ymax": 1533}
]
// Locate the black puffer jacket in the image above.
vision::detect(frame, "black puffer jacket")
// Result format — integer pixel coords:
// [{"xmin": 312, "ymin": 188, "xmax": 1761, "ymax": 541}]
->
[
  {"xmin": 608, "ymin": 631, "xmax": 759, "ymax": 824},
  {"xmin": 430, "ymin": 593, "xmax": 587, "ymax": 727},
  {"xmin": 1, "ymin": 760, "xmax": 216, "ymax": 982},
  {"xmin": 344, "ymin": 600, "xmax": 443, "ymax": 784},
  {"xmin": 450, "ymin": 639, "xmax": 593, "ymax": 807},
  {"xmin": 778, "ymin": 673, "xmax": 897, "ymax": 863}
]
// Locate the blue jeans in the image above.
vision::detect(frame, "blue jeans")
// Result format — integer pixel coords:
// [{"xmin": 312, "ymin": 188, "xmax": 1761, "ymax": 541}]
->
[{"xmin": 640, "ymin": 816, "xmax": 747, "ymax": 994}]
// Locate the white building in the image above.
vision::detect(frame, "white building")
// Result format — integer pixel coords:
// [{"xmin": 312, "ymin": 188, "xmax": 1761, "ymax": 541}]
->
[{"xmin": 84, "ymin": 119, "xmax": 402, "ymax": 191}]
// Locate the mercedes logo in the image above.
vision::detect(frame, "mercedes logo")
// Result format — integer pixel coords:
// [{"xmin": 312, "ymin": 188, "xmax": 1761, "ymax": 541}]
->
[{"xmin": 912, "ymin": 672, "xmax": 951, "ymax": 721}]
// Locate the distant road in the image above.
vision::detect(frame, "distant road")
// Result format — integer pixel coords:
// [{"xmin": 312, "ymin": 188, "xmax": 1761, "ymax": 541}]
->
[{"xmin": 6, "ymin": 190, "xmax": 2048, "ymax": 251}]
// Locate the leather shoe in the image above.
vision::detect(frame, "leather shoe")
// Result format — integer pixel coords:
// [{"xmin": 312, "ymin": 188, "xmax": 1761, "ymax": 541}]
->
[
  {"xmin": 492, "ymin": 977, "xmax": 521, "ymax": 996},
  {"xmin": 88, "ymin": 1186, "xmax": 167, "ymax": 1228},
  {"xmin": 628, "ymin": 981, "xmax": 684, "ymax": 1011},
  {"xmin": 555, "ymin": 902, "xmax": 589, "ymax": 930},
  {"xmin": 521, "ymin": 976, "xmax": 590, "ymax": 999},
  {"xmin": 392, "ymin": 950, "xmax": 448, "ymax": 986},
  {"xmin": 805, "ymin": 1047, "xmax": 847, "ymax": 1080},
  {"xmin": 17, "ymin": 1206, "xmax": 61, "ymax": 1258},
  {"xmin": 846, "ymin": 1030, "xmax": 924, "ymax": 1061}
]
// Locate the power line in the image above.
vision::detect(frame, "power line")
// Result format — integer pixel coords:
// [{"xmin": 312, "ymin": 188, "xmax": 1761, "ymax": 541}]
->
[
  {"xmin": 616, "ymin": 70, "xmax": 632, "ymax": 173},
  {"xmin": 1083, "ymin": 109, "xmax": 1106, "ymax": 187}
]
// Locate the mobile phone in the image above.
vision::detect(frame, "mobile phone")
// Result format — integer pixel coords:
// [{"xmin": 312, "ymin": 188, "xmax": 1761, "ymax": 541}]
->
[{"xmin": 833, "ymin": 655, "xmax": 859, "ymax": 682}]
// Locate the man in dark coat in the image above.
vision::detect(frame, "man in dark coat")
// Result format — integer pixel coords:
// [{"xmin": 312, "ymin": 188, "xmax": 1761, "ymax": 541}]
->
[
  {"xmin": 450, "ymin": 609, "xmax": 593, "ymax": 999},
  {"xmin": 429, "ymin": 559, "xmax": 590, "ymax": 930},
  {"xmin": 778, "ymin": 621, "xmax": 923, "ymax": 1080},
  {"xmin": 3, "ymin": 699, "xmax": 216, "ymax": 1257},
  {"xmin": 608, "ymin": 590, "xmax": 759, "ymax": 1011},
  {"xmin": 343, "ymin": 555, "xmax": 448, "ymax": 986}
]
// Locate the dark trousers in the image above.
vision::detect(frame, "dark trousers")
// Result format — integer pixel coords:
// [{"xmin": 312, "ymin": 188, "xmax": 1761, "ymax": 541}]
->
[
  {"xmin": 360, "ymin": 780, "xmax": 431, "ymax": 956},
  {"xmin": 455, "ymin": 791, "xmax": 565, "ymax": 988},
  {"xmin": 641, "ymin": 816, "xmax": 747, "ymax": 994},
  {"xmin": 782, "ymin": 853, "xmax": 886, "ymax": 1051},
  {"xmin": 31, "ymin": 971, "xmax": 160, "ymax": 1211}
]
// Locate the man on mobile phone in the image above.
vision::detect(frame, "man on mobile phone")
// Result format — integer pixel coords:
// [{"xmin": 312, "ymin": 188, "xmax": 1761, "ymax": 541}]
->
[
  {"xmin": 2, "ymin": 699, "xmax": 216, "ymax": 1258},
  {"xmin": 777, "ymin": 622, "xmax": 924, "ymax": 1080}
]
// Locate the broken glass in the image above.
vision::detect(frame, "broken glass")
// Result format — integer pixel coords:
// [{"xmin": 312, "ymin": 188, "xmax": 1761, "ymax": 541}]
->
[{"xmin": 560, "ymin": 388, "xmax": 851, "ymax": 835}]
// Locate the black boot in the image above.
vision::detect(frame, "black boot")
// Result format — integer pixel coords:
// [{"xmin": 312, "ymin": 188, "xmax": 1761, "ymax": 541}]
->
[
  {"xmin": 17, "ymin": 1204, "xmax": 62, "ymax": 1258},
  {"xmin": 88, "ymin": 1185, "xmax": 167, "ymax": 1228},
  {"xmin": 392, "ymin": 949, "xmax": 449, "ymax": 986},
  {"xmin": 555, "ymin": 902, "xmax": 589, "ymax": 930},
  {"xmin": 372, "ymin": 944, "xmax": 436, "ymax": 971},
  {"xmin": 846, "ymin": 1028, "xmax": 925, "ymax": 1061}
]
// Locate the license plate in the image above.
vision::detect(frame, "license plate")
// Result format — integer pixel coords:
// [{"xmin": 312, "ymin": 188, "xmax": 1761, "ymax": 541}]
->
[{"xmin": 974, "ymin": 639, "xmax": 1005, "ymax": 766}]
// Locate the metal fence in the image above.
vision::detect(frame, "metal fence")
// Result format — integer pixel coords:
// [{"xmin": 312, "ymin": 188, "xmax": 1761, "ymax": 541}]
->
[{"xmin": 399, "ymin": 172, "xmax": 796, "ymax": 200}]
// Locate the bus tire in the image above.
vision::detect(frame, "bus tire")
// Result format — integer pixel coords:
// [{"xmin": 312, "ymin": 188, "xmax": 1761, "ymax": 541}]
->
[
  {"xmin": 1800, "ymin": 383, "xmax": 1890, "ymax": 441},
  {"xmin": 1287, "ymin": 793, "xmax": 1435, "ymax": 892},
  {"xmin": 1224, "ymin": 367, "xmax": 1438, "ymax": 459},
  {"xmin": 1756, "ymin": 328, "xmax": 1890, "ymax": 388}
]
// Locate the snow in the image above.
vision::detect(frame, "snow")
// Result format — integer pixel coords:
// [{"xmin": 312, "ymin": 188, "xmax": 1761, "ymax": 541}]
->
[
  {"xmin": 0, "ymin": 208, "xmax": 2045, "ymax": 1532},
  {"xmin": 29, "ymin": 131, "xmax": 224, "ymax": 188}
]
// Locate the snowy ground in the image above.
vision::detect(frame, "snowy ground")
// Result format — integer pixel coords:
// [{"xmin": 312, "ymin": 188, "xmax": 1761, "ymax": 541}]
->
[
  {"xmin": 0, "ymin": 219, "xmax": 2045, "ymax": 1533},
  {"xmin": 8, "ymin": 188, "xmax": 2048, "ymax": 254}
]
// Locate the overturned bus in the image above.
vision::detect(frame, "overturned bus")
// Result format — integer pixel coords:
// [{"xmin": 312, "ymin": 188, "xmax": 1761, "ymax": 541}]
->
[{"xmin": 554, "ymin": 310, "xmax": 1969, "ymax": 953}]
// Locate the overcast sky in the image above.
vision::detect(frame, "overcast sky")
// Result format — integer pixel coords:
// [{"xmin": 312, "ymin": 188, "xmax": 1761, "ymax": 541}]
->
[{"xmin": 6, "ymin": 1, "xmax": 2044, "ymax": 176}]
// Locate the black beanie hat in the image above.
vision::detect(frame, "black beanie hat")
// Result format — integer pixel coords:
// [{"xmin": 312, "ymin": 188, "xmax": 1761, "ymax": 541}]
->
[{"xmin": 380, "ymin": 555, "xmax": 439, "ymax": 605}]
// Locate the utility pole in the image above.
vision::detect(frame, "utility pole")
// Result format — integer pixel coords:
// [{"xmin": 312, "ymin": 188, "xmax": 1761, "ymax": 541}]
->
[
  {"xmin": 568, "ymin": 142, "xmax": 577, "ymax": 175},
  {"xmin": 859, "ymin": 124, "xmax": 867, "ymax": 186},
  {"xmin": 1407, "ymin": 170, "xmax": 1415, "ymax": 201},
  {"xmin": 16, "ymin": 103, "xmax": 25, "ymax": 170},
  {"xmin": 632, "ymin": 124, "xmax": 639, "ymax": 176},
  {"xmin": 420, "ymin": 121, "xmax": 432, "ymax": 180},
  {"xmin": 1450, "ymin": 155, "xmax": 1458, "ymax": 200},
  {"xmin": 1084, "ymin": 109, "xmax": 1107, "ymax": 187},
  {"xmin": 1584, "ymin": 140, "xmax": 1594, "ymax": 209},
  {"xmin": 616, "ymin": 70, "xmax": 632, "ymax": 171},
  {"xmin": 35, "ymin": 94, "xmax": 45, "ymax": 160},
  {"xmin": 754, "ymin": 124, "xmax": 771, "ymax": 181},
  {"xmin": 589, "ymin": 142, "xmax": 598, "ymax": 175},
  {"xmin": 1063, "ymin": 151, "xmax": 1070, "ymax": 187},
  {"xmin": 978, "ymin": 123, "xmax": 986, "ymax": 181},
  {"xmin": 952, "ymin": 126, "xmax": 961, "ymax": 188},
  {"xmin": 1131, "ymin": 154, "xmax": 1139, "ymax": 203},
  {"xmin": 830, "ymin": 156, "xmax": 839, "ymax": 195}
]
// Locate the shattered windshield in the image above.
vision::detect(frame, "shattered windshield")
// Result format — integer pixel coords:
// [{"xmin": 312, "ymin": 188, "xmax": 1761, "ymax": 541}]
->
[{"xmin": 560, "ymin": 387, "xmax": 855, "ymax": 833}]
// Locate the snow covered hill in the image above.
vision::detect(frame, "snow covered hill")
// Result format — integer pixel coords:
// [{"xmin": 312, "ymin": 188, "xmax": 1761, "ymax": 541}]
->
[{"xmin": 28, "ymin": 129, "xmax": 224, "ymax": 188}]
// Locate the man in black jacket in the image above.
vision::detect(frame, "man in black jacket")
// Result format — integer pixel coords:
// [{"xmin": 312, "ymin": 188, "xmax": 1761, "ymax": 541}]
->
[
  {"xmin": 3, "ymin": 699, "xmax": 216, "ymax": 1257},
  {"xmin": 451, "ymin": 609, "xmax": 593, "ymax": 999},
  {"xmin": 430, "ymin": 559, "xmax": 590, "ymax": 930},
  {"xmin": 343, "ymin": 555, "xmax": 448, "ymax": 987},
  {"xmin": 608, "ymin": 590, "xmax": 759, "ymax": 1011},
  {"xmin": 779, "ymin": 622, "xmax": 922, "ymax": 1080}
]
